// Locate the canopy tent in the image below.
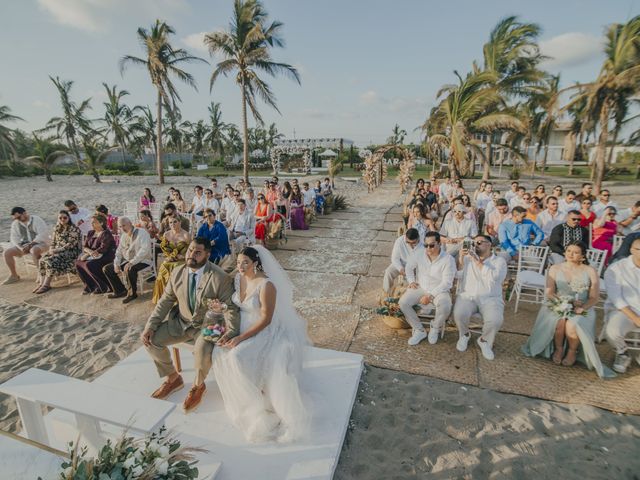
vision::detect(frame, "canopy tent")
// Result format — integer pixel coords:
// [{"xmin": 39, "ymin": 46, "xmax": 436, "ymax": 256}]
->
[{"xmin": 319, "ymin": 149, "xmax": 338, "ymax": 157}]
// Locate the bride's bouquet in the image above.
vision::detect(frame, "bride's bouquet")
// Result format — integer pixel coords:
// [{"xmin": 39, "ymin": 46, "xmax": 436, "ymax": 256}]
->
[
  {"xmin": 202, "ymin": 324, "xmax": 226, "ymax": 344},
  {"xmin": 547, "ymin": 295, "xmax": 587, "ymax": 318}
]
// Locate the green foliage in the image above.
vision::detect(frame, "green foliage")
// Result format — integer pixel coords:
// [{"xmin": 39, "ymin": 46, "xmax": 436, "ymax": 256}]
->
[
  {"xmin": 509, "ymin": 167, "xmax": 521, "ymax": 180},
  {"xmin": 330, "ymin": 194, "xmax": 349, "ymax": 210},
  {"xmin": 171, "ymin": 160, "xmax": 191, "ymax": 169},
  {"xmin": 616, "ymin": 151, "xmax": 640, "ymax": 164}
]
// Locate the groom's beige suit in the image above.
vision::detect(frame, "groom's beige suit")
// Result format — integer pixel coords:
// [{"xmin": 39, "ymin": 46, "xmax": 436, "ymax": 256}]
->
[{"xmin": 144, "ymin": 261, "xmax": 240, "ymax": 383}]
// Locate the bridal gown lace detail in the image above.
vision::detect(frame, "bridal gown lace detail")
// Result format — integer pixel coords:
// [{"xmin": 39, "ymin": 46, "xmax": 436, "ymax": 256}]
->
[{"xmin": 212, "ymin": 273, "xmax": 310, "ymax": 443}]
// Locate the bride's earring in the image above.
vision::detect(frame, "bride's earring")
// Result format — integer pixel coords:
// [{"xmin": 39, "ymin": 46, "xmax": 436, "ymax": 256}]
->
[{"xmin": 253, "ymin": 264, "xmax": 257, "ymax": 274}]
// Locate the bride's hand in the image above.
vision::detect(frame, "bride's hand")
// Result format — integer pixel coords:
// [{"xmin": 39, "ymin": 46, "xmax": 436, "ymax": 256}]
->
[{"xmin": 222, "ymin": 336, "xmax": 242, "ymax": 348}]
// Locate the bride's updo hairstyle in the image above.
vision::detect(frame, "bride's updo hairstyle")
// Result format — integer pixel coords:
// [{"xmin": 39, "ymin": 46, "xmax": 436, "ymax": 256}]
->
[{"xmin": 240, "ymin": 246, "xmax": 264, "ymax": 271}]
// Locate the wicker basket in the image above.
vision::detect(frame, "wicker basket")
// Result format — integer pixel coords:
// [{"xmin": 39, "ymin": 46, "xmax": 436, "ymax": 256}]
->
[
  {"xmin": 265, "ymin": 237, "xmax": 280, "ymax": 250},
  {"xmin": 380, "ymin": 315, "xmax": 411, "ymax": 330}
]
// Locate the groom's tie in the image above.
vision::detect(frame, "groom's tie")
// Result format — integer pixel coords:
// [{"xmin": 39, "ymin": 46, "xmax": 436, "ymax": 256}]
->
[{"xmin": 188, "ymin": 272, "xmax": 197, "ymax": 314}]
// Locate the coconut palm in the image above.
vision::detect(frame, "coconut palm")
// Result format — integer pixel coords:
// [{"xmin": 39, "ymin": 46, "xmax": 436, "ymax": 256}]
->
[
  {"xmin": 129, "ymin": 105, "xmax": 157, "ymax": 160},
  {"xmin": 120, "ymin": 20, "xmax": 206, "ymax": 184},
  {"xmin": 102, "ymin": 83, "xmax": 132, "ymax": 165},
  {"xmin": 533, "ymin": 74, "xmax": 560, "ymax": 174},
  {"xmin": 225, "ymin": 124, "xmax": 243, "ymax": 157},
  {"xmin": 560, "ymin": 15, "xmax": 640, "ymax": 193},
  {"xmin": 205, "ymin": 101, "xmax": 228, "ymax": 160},
  {"xmin": 205, "ymin": 0, "xmax": 301, "ymax": 182},
  {"xmin": 0, "ymin": 105, "xmax": 23, "ymax": 164},
  {"xmin": 186, "ymin": 119, "xmax": 209, "ymax": 159},
  {"xmin": 41, "ymin": 76, "xmax": 92, "ymax": 169},
  {"xmin": 80, "ymin": 132, "xmax": 118, "ymax": 183},
  {"xmin": 265, "ymin": 122, "xmax": 283, "ymax": 150},
  {"xmin": 23, "ymin": 134, "xmax": 67, "ymax": 181},
  {"xmin": 387, "ymin": 124, "xmax": 407, "ymax": 145}
]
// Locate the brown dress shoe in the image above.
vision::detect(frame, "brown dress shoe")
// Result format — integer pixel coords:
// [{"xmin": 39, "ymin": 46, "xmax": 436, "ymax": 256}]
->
[
  {"xmin": 183, "ymin": 384, "xmax": 206, "ymax": 412},
  {"xmin": 151, "ymin": 375, "xmax": 184, "ymax": 399}
]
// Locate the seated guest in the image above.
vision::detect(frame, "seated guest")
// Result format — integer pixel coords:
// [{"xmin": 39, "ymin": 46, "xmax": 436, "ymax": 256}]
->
[
  {"xmin": 290, "ymin": 185, "xmax": 308, "ymax": 230},
  {"xmin": 617, "ymin": 200, "xmax": 640, "ymax": 235},
  {"xmin": 301, "ymin": 182, "xmax": 316, "ymax": 224},
  {"xmin": 159, "ymin": 203, "xmax": 190, "ymax": 236},
  {"xmin": 265, "ymin": 182, "xmax": 279, "ymax": 210},
  {"xmin": 592, "ymin": 189, "xmax": 617, "ymax": 218},
  {"xmin": 522, "ymin": 242, "xmax": 613, "ymax": 378},
  {"xmin": 220, "ymin": 187, "xmax": 237, "ymax": 222},
  {"xmin": 485, "ymin": 198, "xmax": 511, "ymax": 243},
  {"xmin": 152, "ymin": 217, "xmax": 190, "ymax": 303},
  {"xmin": 244, "ymin": 188, "xmax": 257, "ymax": 213},
  {"xmin": 383, "ymin": 228, "xmax": 421, "ymax": 295},
  {"xmin": 611, "ymin": 231, "xmax": 640, "ymax": 264},
  {"xmin": 210, "ymin": 178, "xmax": 223, "ymax": 199},
  {"xmin": 525, "ymin": 196, "xmax": 542, "ymax": 222},
  {"xmin": 95, "ymin": 204, "xmax": 118, "ymax": 236},
  {"xmin": 548, "ymin": 211, "xmax": 589, "ymax": 264},
  {"xmin": 558, "ymin": 190, "xmax": 580, "ymax": 214},
  {"xmin": 574, "ymin": 182, "xmax": 595, "ymax": 203},
  {"xmin": 454, "ymin": 234, "xmax": 508, "ymax": 360},
  {"xmin": 102, "ymin": 217, "xmax": 153, "ymax": 303},
  {"xmin": 3, "ymin": 207, "xmax": 50, "ymax": 285},
  {"xmin": 551, "ymin": 185, "xmax": 563, "ymax": 200},
  {"xmin": 171, "ymin": 189, "xmax": 188, "ymax": 214},
  {"xmin": 189, "ymin": 186, "xmax": 206, "ymax": 217},
  {"xmin": 136, "ymin": 209, "xmax": 159, "ymax": 240},
  {"xmin": 34, "ymin": 210, "xmax": 82, "ymax": 294},
  {"xmin": 408, "ymin": 203, "xmax": 436, "ymax": 244},
  {"xmin": 400, "ymin": 232, "xmax": 456, "ymax": 346},
  {"xmin": 197, "ymin": 209, "xmax": 230, "ymax": 264},
  {"xmin": 314, "ymin": 180, "xmax": 326, "ymax": 213},
  {"xmin": 139, "ymin": 188, "xmax": 156, "ymax": 210},
  {"xmin": 75, "ymin": 215, "xmax": 116, "ymax": 294},
  {"xmin": 254, "ymin": 193, "xmax": 273, "ymax": 244},
  {"xmin": 504, "ymin": 181, "xmax": 519, "ymax": 204},
  {"xmin": 536, "ymin": 196, "xmax": 566, "ymax": 241},
  {"xmin": 320, "ymin": 177, "xmax": 333, "ymax": 197},
  {"xmin": 532, "ymin": 184, "xmax": 546, "ymax": 202},
  {"xmin": 592, "ymin": 206, "xmax": 621, "ymax": 263},
  {"xmin": 274, "ymin": 188, "xmax": 288, "ymax": 218},
  {"xmin": 440, "ymin": 205, "xmax": 478, "ymax": 257},
  {"xmin": 579, "ymin": 198, "xmax": 596, "ymax": 228},
  {"xmin": 165, "ymin": 187, "xmax": 176, "ymax": 203},
  {"xmin": 203, "ymin": 189, "xmax": 220, "ymax": 215},
  {"xmin": 508, "ymin": 186, "xmax": 527, "ymax": 209},
  {"xmin": 483, "ymin": 191, "xmax": 502, "ymax": 216},
  {"xmin": 64, "ymin": 200, "xmax": 91, "ymax": 236},
  {"xmin": 498, "ymin": 206, "xmax": 544, "ymax": 261},
  {"xmin": 229, "ymin": 199, "xmax": 255, "ymax": 251},
  {"xmin": 604, "ymin": 237, "xmax": 640, "ymax": 374}
]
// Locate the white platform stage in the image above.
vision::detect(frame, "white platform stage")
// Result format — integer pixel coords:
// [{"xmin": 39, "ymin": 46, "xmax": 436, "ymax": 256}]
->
[{"xmin": 1, "ymin": 346, "xmax": 363, "ymax": 480}]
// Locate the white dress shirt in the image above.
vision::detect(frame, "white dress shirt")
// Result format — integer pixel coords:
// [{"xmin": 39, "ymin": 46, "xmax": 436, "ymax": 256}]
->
[
  {"xmin": 458, "ymin": 254, "xmax": 507, "ymax": 301},
  {"xmin": 509, "ymin": 196, "xmax": 527, "ymax": 210},
  {"xmin": 69, "ymin": 207, "xmax": 92, "ymax": 235},
  {"xmin": 476, "ymin": 192, "xmax": 492, "ymax": 210},
  {"xmin": 203, "ymin": 197, "xmax": 220, "ymax": 214},
  {"xmin": 405, "ymin": 248, "xmax": 456, "ymax": 296},
  {"xmin": 114, "ymin": 227, "xmax": 152, "ymax": 266},
  {"xmin": 593, "ymin": 201, "xmax": 618, "ymax": 218},
  {"xmin": 10, "ymin": 215, "xmax": 50, "ymax": 248},
  {"xmin": 616, "ymin": 208, "xmax": 640, "ymax": 235},
  {"xmin": 302, "ymin": 188, "xmax": 316, "ymax": 207},
  {"xmin": 439, "ymin": 217, "xmax": 478, "ymax": 240},
  {"xmin": 605, "ymin": 256, "xmax": 640, "ymax": 316},
  {"xmin": 504, "ymin": 190, "xmax": 517, "ymax": 203},
  {"xmin": 231, "ymin": 209, "xmax": 255, "ymax": 237},
  {"xmin": 536, "ymin": 209, "xmax": 566, "ymax": 239},
  {"xmin": 558, "ymin": 198, "xmax": 580, "ymax": 214},
  {"xmin": 390, "ymin": 235, "xmax": 420, "ymax": 271},
  {"xmin": 191, "ymin": 194, "xmax": 206, "ymax": 214},
  {"xmin": 244, "ymin": 195, "xmax": 257, "ymax": 213}
]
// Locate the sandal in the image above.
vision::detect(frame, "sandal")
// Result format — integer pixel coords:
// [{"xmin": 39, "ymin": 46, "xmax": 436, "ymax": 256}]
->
[
  {"xmin": 562, "ymin": 349, "xmax": 578, "ymax": 367},
  {"xmin": 35, "ymin": 285, "xmax": 51, "ymax": 295},
  {"xmin": 552, "ymin": 349, "xmax": 563, "ymax": 365}
]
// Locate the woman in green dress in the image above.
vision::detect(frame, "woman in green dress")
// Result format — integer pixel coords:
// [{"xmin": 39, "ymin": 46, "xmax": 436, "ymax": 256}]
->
[
  {"xmin": 522, "ymin": 242, "xmax": 615, "ymax": 378},
  {"xmin": 151, "ymin": 217, "xmax": 190, "ymax": 304}
]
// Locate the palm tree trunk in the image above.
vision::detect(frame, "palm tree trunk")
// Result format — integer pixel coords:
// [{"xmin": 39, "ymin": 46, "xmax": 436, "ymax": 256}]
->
[
  {"xmin": 565, "ymin": 132, "xmax": 577, "ymax": 176},
  {"xmin": 92, "ymin": 168, "xmax": 101, "ymax": 183},
  {"xmin": 156, "ymin": 90, "xmax": 165, "ymax": 185},
  {"xmin": 607, "ymin": 127, "xmax": 619, "ymax": 165},
  {"xmin": 541, "ymin": 144, "xmax": 549, "ymax": 176},
  {"xmin": 593, "ymin": 104, "xmax": 610, "ymax": 195},
  {"xmin": 483, "ymin": 139, "xmax": 491, "ymax": 180},
  {"xmin": 45, "ymin": 167, "xmax": 53, "ymax": 182},
  {"xmin": 69, "ymin": 135, "xmax": 82, "ymax": 170},
  {"xmin": 241, "ymin": 84, "xmax": 250, "ymax": 184}
]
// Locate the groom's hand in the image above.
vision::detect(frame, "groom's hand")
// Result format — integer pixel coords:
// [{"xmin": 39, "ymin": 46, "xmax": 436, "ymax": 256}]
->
[{"xmin": 141, "ymin": 328, "xmax": 153, "ymax": 347}]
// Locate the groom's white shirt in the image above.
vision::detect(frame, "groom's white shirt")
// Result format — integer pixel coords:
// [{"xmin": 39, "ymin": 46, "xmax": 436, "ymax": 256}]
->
[{"xmin": 405, "ymin": 247, "xmax": 456, "ymax": 296}]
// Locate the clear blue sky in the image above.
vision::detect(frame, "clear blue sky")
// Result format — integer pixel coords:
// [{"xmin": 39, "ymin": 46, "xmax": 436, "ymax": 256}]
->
[{"xmin": 1, "ymin": 0, "xmax": 638, "ymax": 146}]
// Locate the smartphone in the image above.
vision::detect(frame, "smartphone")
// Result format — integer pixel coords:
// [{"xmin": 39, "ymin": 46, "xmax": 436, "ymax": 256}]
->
[{"xmin": 462, "ymin": 238, "xmax": 472, "ymax": 251}]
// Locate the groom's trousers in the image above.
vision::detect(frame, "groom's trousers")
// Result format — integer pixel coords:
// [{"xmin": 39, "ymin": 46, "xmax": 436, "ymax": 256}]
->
[{"xmin": 146, "ymin": 323, "xmax": 214, "ymax": 384}]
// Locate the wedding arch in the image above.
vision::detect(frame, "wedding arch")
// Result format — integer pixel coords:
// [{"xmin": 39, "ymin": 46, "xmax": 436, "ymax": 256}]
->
[
  {"xmin": 361, "ymin": 144, "xmax": 416, "ymax": 193},
  {"xmin": 270, "ymin": 145, "xmax": 312, "ymax": 174}
]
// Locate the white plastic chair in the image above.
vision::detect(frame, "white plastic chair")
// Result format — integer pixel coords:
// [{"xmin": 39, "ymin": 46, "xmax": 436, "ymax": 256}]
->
[
  {"xmin": 508, "ymin": 245, "xmax": 549, "ymax": 313},
  {"xmin": 624, "ymin": 327, "xmax": 640, "ymax": 353},
  {"xmin": 586, "ymin": 248, "xmax": 607, "ymax": 277},
  {"xmin": 612, "ymin": 235, "xmax": 625, "ymax": 255}
]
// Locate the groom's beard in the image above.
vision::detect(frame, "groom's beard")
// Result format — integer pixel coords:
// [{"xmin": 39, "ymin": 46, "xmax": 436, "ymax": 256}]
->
[{"xmin": 187, "ymin": 257, "xmax": 208, "ymax": 269}]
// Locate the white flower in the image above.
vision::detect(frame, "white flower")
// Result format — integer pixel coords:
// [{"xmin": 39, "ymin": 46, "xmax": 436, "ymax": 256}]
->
[
  {"xmin": 158, "ymin": 445, "xmax": 170, "ymax": 458},
  {"xmin": 154, "ymin": 458, "xmax": 169, "ymax": 475},
  {"xmin": 559, "ymin": 301, "xmax": 572, "ymax": 312},
  {"xmin": 130, "ymin": 465, "xmax": 144, "ymax": 478},
  {"xmin": 63, "ymin": 466, "xmax": 73, "ymax": 477},
  {"xmin": 123, "ymin": 456, "xmax": 137, "ymax": 469},
  {"xmin": 147, "ymin": 440, "xmax": 160, "ymax": 453}
]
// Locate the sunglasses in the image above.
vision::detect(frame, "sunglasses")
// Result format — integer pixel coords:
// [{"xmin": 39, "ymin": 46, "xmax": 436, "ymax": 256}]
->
[{"xmin": 424, "ymin": 243, "xmax": 438, "ymax": 248}]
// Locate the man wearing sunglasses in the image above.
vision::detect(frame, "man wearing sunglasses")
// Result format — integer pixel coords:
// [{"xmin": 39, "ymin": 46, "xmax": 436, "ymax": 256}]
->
[
  {"xmin": 592, "ymin": 190, "xmax": 618, "ymax": 218},
  {"xmin": 400, "ymin": 231, "xmax": 456, "ymax": 346},
  {"xmin": 383, "ymin": 228, "xmax": 421, "ymax": 295},
  {"xmin": 548, "ymin": 211, "xmax": 589, "ymax": 264},
  {"xmin": 453, "ymin": 234, "xmax": 507, "ymax": 360}
]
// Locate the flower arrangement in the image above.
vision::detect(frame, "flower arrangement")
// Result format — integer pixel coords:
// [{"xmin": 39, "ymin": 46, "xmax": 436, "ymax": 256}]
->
[
  {"xmin": 47, "ymin": 427, "xmax": 203, "ymax": 480},
  {"xmin": 548, "ymin": 295, "xmax": 587, "ymax": 318},
  {"xmin": 376, "ymin": 297, "xmax": 420, "ymax": 318}
]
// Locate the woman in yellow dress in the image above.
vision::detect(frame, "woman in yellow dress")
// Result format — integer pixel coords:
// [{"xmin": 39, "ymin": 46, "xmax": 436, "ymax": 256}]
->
[{"xmin": 151, "ymin": 217, "xmax": 190, "ymax": 303}]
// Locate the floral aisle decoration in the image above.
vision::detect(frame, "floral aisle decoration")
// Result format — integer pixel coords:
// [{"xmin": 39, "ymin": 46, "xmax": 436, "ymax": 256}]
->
[
  {"xmin": 48, "ymin": 427, "xmax": 204, "ymax": 480},
  {"xmin": 270, "ymin": 146, "xmax": 311, "ymax": 174}
]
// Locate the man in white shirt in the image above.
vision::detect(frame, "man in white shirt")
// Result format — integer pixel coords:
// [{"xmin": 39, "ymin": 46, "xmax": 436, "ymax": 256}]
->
[
  {"xmin": 64, "ymin": 200, "xmax": 91, "ymax": 235},
  {"xmin": 536, "ymin": 196, "xmax": 566, "ymax": 241},
  {"xmin": 558, "ymin": 190, "xmax": 580, "ymax": 214},
  {"xmin": 484, "ymin": 191, "xmax": 502, "ymax": 216},
  {"xmin": 190, "ymin": 186, "xmax": 206, "ymax": 216},
  {"xmin": 219, "ymin": 187, "xmax": 236, "ymax": 222},
  {"xmin": 302, "ymin": 182, "xmax": 316, "ymax": 209},
  {"xmin": 475, "ymin": 182, "xmax": 493, "ymax": 211},
  {"xmin": 209, "ymin": 178, "xmax": 223, "ymax": 200},
  {"xmin": 3, "ymin": 206, "xmax": 50, "ymax": 284},
  {"xmin": 504, "ymin": 181, "xmax": 519, "ymax": 204},
  {"xmin": 243, "ymin": 188, "xmax": 258, "ymax": 214},
  {"xmin": 453, "ymin": 234, "xmax": 508, "ymax": 360},
  {"xmin": 400, "ymin": 232, "xmax": 456, "ymax": 346},
  {"xmin": 604, "ymin": 237, "xmax": 640, "ymax": 374},
  {"xmin": 383, "ymin": 228, "xmax": 421, "ymax": 294},
  {"xmin": 439, "ymin": 205, "xmax": 478, "ymax": 257},
  {"xmin": 617, "ymin": 201, "xmax": 640, "ymax": 235},
  {"xmin": 592, "ymin": 190, "xmax": 617, "ymax": 218},
  {"xmin": 485, "ymin": 199, "xmax": 511, "ymax": 243},
  {"xmin": 229, "ymin": 200, "xmax": 255, "ymax": 251},
  {"xmin": 102, "ymin": 217, "xmax": 152, "ymax": 303},
  {"xmin": 508, "ymin": 186, "xmax": 527, "ymax": 210}
]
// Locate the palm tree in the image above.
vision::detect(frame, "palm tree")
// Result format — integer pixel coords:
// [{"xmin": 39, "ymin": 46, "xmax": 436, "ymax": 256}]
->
[
  {"xmin": 0, "ymin": 105, "xmax": 23, "ymax": 164},
  {"xmin": 129, "ymin": 105, "xmax": 157, "ymax": 160},
  {"xmin": 120, "ymin": 20, "xmax": 206, "ymax": 184},
  {"xmin": 533, "ymin": 75, "xmax": 560, "ymax": 174},
  {"xmin": 205, "ymin": 101, "xmax": 228, "ymax": 160},
  {"xmin": 205, "ymin": 0, "xmax": 301, "ymax": 182},
  {"xmin": 265, "ymin": 122, "xmax": 283, "ymax": 151},
  {"xmin": 41, "ymin": 76, "xmax": 92, "ymax": 169},
  {"xmin": 23, "ymin": 134, "xmax": 67, "ymax": 181},
  {"xmin": 80, "ymin": 132, "xmax": 118, "ymax": 182},
  {"xmin": 102, "ymin": 83, "xmax": 132, "ymax": 165},
  {"xmin": 187, "ymin": 120, "xmax": 209, "ymax": 159},
  {"xmin": 387, "ymin": 124, "xmax": 407, "ymax": 146},
  {"xmin": 560, "ymin": 16, "xmax": 640, "ymax": 193},
  {"xmin": 225, "ymin": 124, "xmax": 243, "ymax": 158}
]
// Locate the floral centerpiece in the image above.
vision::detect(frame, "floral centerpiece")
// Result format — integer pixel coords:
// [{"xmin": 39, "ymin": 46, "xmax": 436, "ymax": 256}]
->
[
  {"xmin": 376, "ymin": 297, "xmax": 420, "ymax": 329},
  {"xmin": 548, "ymin": 295, "xmax": 588, "ymax": 318},
  {"xmin": 46, "ymin": 427, "xmax": 203, "ymax": 480}
]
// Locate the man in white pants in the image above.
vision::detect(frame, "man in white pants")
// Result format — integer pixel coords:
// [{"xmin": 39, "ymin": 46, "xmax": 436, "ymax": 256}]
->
[
  {"xmin": 399, "ymin": 231, "xmax": 455, "ymax": 346},
  {"xmin": 453, "ymin": 234, "xmax": 507, "ymax": 360},
  {"xmin": 604, "ymin": 237, "xmax": 640, "ymax": 373},
  {"xmin": 383, "ymin": 228, "xmax": 421, "ymax": 294}
]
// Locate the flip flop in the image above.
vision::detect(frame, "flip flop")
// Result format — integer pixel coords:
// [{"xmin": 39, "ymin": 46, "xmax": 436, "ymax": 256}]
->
[{"xmin": 35, "ymin": 285, "xmax": 51, "ymax": 294}]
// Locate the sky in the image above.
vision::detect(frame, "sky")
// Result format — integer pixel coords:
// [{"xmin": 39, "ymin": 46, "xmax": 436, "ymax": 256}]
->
[{"xmin": 1, "ymin": 0, "xmax": 638, "ymax": 146}]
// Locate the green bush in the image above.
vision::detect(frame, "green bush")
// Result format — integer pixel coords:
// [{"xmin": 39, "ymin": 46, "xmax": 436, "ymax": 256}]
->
[
  {"xmin": 509, "ymin": 167, "xmax": 521, "ymax": 180},
  {"xmin": 171, "ymin": 160, "xmax": 192, "ymax": 169},
  {"xmin": 49, "ymin": 167, "xmax": 84, "ymax": 175}
]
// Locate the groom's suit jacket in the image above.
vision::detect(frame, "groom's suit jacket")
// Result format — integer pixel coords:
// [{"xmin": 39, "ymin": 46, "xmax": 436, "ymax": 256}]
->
[{"xmin": 145, "ymin": 261, "xmax": 240, "ymax": 338}]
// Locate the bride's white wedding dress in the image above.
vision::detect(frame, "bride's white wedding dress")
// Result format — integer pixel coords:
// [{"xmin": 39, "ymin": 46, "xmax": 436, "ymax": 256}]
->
[{"xmin": 212, "ymin": 246, "xmax": 310, "ymax": 443}]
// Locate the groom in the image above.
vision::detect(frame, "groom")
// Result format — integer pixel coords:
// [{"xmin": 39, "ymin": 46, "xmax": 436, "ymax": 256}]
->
[{"xmin": 141, "ymin": 237, "xmax": 240, "ymax": 411}]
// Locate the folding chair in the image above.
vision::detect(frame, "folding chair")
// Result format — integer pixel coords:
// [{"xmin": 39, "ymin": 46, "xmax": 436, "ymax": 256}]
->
[
  {"xmin": 612, "ymin": 235, "xmax": 625, "ymax": 255},
  {"xmin": 508, "ymin": 245, "xmax": 549, "ymax": 313}
]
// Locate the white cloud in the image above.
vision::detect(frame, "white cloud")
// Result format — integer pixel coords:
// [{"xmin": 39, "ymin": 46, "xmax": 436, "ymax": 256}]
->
[
  {"xmin": 539, "ymin": 32, "xmax": 604, "ymax": 69},
  {"xmin": 359, "ymin": 90, "xmax": 427, "ymax": 115},
  {"xmin": 181, "ymin": 32, "xmax": 209, "ymax": 53},
  {"xmin": 359, "ymin": 90, "xmax": 379, "ymax": 105},
  {"xmin": 32, "ymin": 100, "xmax": 51, "ymax": 109},
  {"xmin": 37, "ymin": 0, "xmax": 106, "ymax": 33}
]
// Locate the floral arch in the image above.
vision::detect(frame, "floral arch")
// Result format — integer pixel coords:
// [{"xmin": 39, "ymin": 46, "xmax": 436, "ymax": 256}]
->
[
  {"xmin": 269, "ymin": 145, "xmax": 312, "ymax": 174},
  {"xmin": 361, "ymin": 144, "xmax": 416, "ymax": 193}
]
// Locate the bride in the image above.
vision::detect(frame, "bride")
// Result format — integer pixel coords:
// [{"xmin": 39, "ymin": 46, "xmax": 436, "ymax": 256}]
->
[{"xmin": 212, "ymin": 245, "xmax": 310, "ymax": 442}]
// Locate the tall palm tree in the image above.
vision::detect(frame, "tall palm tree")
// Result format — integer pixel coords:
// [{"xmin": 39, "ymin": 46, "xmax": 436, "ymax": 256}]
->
[
  {"xmin": 205, "ymin": 0, "xmax": 301, "ymax": 182},
  {"xmin": 225, "ymin": 124, "xmax": 243, "ymax": 158},
  {"xmin": 102, "ymin": 83, "xmax": 132, "ymax": 165},
  {"xmin": 120, "ymin": 20, "xmax": 206, "ymax": 184},
  {"xmin": 41, "ymin": 76, "xmax": 92, "ymax": 169},
  {"xmin": 265, "ymin": 122, "xmax": 283, "ymax": 150},
  {"xmin": 187, "ymin": 120, "xmax": 209, "ymax": 159},
  {"xmin": 80, "ymin": 132, "xmax": 118, "ymax": 183},
  {"xmin": 23, "ymin": 134, "xmax": 67, "ymax": 181},
  {"xmin": 560, "ymin": 15, "xmax": 640, "ymax": 193},
  {"xmin": 205, "ymin": 101, "xmax": 228, "ymax": 160},
  {"xmin": 0, "ymin": 105, "xmax": 23, "ymax": 163},
  {"xmin": 387, "ymin": 124, "xmax": 407, "ymax": 145},
  {"xmin": 533, "ymin": 75, "xmax": 561, "ymax": 174},
  {"xmin": 129, "ymin": 105, "xmax": 157, "ymax": 160}
]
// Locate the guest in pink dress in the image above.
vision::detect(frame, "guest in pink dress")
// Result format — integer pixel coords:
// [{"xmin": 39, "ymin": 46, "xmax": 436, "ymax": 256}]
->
[{"xmin": 591, "ymin": 207, "xmax": 620, "ymax": 263}]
